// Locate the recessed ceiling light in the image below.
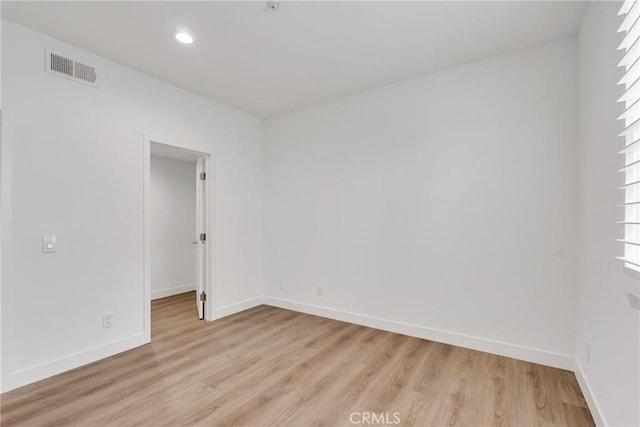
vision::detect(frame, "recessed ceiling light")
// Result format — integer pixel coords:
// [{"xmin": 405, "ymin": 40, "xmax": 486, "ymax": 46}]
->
[
  {"xmin": 174, "ymin": 32, "xmax": 194, "ymax": 45},
  {"xmin": 267, "ymin": 1, "xmax": 280, "ymax": 11}
]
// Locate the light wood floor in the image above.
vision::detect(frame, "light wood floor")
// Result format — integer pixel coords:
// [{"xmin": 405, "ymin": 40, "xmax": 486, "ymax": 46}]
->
[{"xmin": 1, "ymin": 292, "xmax": 594, "ymax": 426}]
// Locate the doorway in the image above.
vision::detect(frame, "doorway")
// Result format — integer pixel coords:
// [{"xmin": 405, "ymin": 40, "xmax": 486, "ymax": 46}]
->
[{"xmin": 143, "ymin": 137, "xmax": 213, "ymax": 342}]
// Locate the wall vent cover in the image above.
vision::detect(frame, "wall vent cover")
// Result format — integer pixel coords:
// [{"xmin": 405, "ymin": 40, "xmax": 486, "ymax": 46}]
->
[{"xmin": 46, "ymin": 49, "xmax": 97, "ymax": 86}]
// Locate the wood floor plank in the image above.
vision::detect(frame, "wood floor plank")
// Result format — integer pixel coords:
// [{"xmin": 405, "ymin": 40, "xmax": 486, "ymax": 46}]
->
[{"xmin": 1, "ymin": 292, "xmax": 595, "ymax": 426}]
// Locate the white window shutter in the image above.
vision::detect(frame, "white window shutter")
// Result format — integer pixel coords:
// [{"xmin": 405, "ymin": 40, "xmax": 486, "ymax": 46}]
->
[{"xmin": 618, "ymin": 0, "xmax": 640, "ymax": 271}]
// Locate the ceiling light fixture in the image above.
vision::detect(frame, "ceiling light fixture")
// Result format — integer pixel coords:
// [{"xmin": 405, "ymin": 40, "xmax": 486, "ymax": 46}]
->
[
  {"xmin": 267, "ymin": 1, "xmax": 280, "ymax": 12},
  {"xmin": 174, "ymin": 32, "xmax": 194, "ymax": 45}
]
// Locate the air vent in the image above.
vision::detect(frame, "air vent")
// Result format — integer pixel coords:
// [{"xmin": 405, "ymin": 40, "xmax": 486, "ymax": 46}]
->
[
  {"xmin": 45, "ymin": 49, "xmax": 97, "ymax": 86},
  {"xmin": 50, "ymin": 53, "xmax": 73, "ymax": 77},
  {"xmin": 73, "ymin": 61, "xmax": 97, "ymax": 84}
]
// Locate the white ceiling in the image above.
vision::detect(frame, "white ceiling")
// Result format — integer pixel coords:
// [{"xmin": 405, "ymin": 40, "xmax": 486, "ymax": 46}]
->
[{"xmin": 2, "ymin": 1, "xmax": 588, "ymax": 117}]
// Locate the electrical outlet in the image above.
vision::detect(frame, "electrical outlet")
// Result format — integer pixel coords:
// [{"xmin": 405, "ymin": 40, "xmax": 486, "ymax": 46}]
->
[
  {"xmin": 316, "ymin": 286, "xmax": 322, "ymax": 297},
  {"xmin": 585, "ymin": 342, "xmax": 590, "ymax": 363},
  {"xmin": 102, "ymin": 313, "xmax": 113, "ymax": 329},
  {"xmin": 42, "ymin": 236, "xmax": 56, "ymax": 253}
]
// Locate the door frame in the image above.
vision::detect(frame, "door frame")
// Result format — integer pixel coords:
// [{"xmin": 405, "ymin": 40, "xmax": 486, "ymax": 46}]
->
[{"xmin": 142, "ymin": 134, "xmax": 216, "ymax": 342}]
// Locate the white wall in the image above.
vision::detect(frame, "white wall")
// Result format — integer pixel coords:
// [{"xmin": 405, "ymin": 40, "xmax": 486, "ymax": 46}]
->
[
  {"xmin": 0, "ymin": 20, "xmax": 263, "ymax": 392},
  {"xmin": 0, "ymin": 11, "xmax": 3, "ymax": 394},
  {"xmin": 576, "ymin": 3, "xmax": 640, "ymax": 426},
  {"xmin": 264, "ymin": 38, "xmax": 579, "ymax": 368},
  {"xmin": 150, "ymin": 156, "xmax": 196, "ymax": 300}
]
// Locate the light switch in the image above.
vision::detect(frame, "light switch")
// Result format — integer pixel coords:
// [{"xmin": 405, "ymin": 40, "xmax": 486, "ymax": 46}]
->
[{"xmin": 43, "ymin": 236, "xmax": 56, "ymax": 253}]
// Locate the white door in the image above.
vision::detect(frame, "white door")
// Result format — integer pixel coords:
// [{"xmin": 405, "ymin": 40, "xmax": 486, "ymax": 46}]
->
[{"xmin": 195, "ymin": 157, "xmax": 208, "ymax": 319}]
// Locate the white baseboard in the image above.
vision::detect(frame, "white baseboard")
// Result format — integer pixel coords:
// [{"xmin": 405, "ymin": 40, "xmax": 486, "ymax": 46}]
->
[
  {"xmin": 151, "ymin": 283, "xmax": 195, "ymax": 300},
  {"xmin": 263, "ymin": 296, "xmax": 575, "ymax": 371},
  {"xmin": 2, "ymin": 333, "xmax": 148, "ymax": 393},
  {"xmin": 215, "ymin": 296, "xmax": 264, "ymax": 319},
  {"xmin": 574, "ymin": 359, "xmax": 606, "ymax": 427}
]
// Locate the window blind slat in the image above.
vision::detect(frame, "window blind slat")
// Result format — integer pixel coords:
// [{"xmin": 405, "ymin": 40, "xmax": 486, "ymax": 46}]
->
[
  {"xmin": 620, "ymin": 0, "xmax": 636, "ymax": 16},
  {"xmin": 619, "ymin": 138, "xmax": 640, "ymax": 153},
  {"xmin": 618, "ymin": 20, "xmax": 640, "ymax": 51},
  {"xmin": 617, "ymin": 97, "xmax": 640, "ymax": 122},
  {"xmin": 618, "ymin": 116, "xmax": 640, "ymax": 136},
  {"xmin": 617, "ymin": 256, "xmax": 640, "ymax": 267},
  {"xmin": 616, "ymin": 72, "xmax": 640, "ymax": 103},
  {"xmin": 619, "ymin": 180, "xmax": 640, "ymax": 189},
  {"xmin": 619, "ymin": 56, "xmax": 640, "ymax": 87},
  {"xmin": 619, "ymin": 159, "xmax": 640, "ymax": 171},
  {"xmin": 619, "ymin": 34, "xmax": 640, "ymax": 69},
  {"xmin": 618, "ymin": 239, "xmax": 640, "ymax": 245},
  {"xmin": 620, "ymin": 1, "xmax": 640, "ymax": 33}
]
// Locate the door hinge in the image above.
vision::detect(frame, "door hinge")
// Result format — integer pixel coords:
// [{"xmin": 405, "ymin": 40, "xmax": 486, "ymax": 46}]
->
[
  {"xmin": 200, "ymin": 292, "xmax": 207, "ymax": 302},
  {"xmin": 200, "ymin": 233, "xmax": 206, "ymax": 242},
  {"xmin": 200, "ymin": 172, "xmax": 206, "ymax": 180}
]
